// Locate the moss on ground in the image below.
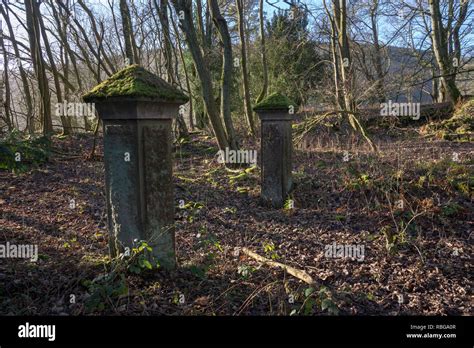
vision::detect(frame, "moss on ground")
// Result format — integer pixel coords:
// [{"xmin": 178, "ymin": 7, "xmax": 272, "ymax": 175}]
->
[
  {"xmin": 422, "ymin": 99, "xmax": 474, "ymax": 141},
  {"xmin": 83, "ymin": 65, "xmax": 189, "ymax": 103},
  {"xmin": 253, "ymin": 92, "xmax": 296, "ymax": 111}
]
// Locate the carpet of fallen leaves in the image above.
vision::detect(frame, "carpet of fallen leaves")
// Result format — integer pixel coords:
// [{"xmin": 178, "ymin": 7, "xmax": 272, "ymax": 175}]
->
[{"xmin": 0, "ymin": 129, "xmax": 472, "ymax": 316}]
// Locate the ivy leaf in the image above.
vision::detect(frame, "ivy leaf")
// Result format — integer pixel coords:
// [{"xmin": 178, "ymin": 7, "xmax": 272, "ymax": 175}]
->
[
  {"xmin": 321, "ymin": 298, "xmax": 333, "ymax": 311},
  {"xmin": 304, "ymin": 287, "xmax": 314, "ymax": 297},
  {"xmin": 143, "ymin": 260, "xmax": 153, "ymax": 269}
]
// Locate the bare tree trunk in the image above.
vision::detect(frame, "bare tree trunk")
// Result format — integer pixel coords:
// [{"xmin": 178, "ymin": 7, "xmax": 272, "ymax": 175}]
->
[
  {"xmin": 170, "ymin": 8, "xmax": 194, "ymax": 130},
  {"xmin": 126, "ymin": 0, "xmax": 140, "ymax": 62},
  {"xmin": 369, "ymin": 0, "xmax": 385, "ymax": 103},
  {"xmin": 37, "ymin": 6, "xmax": 72, "ymax": 135},
  {"xmin": 334, "ymin": 0, "xmax": 354, "ymax": 114},
  {"xmin": 328, "ymin": 0, "xmax": 376, "ymax": 152},
  {"xmin": 119, "ymin": 0, "xmax": 138, "ymax": 64},
  {"xmin": 195, "ymin": 0, "xmax": 212, "ymax": 129},
  {"xmin": 256, "ymin": 0, "xmax": 268, "ymax": 104},
  {"xmin": 208, "ymin": 0, "xmax": 238, "ymax": 150},
  {"xmin": 236, "ymin": 0, "xmax": 255, "ymax": 135},
  {"xmin": 171, "ymin": 0, "xmax": 229, "ymax": 151},
  {"xmin": 155, "ymin": 0, "xmax": 188, "ymax": 139},
  {"xmin": 61, "ymin": 24, "xmax": 74, "ymax": 134},
  {"xmin": 196, "ymin": 0, "xmax": 206, "ymax": 45},
  {"xmin": 428, "ymin": 0, "xmax": 462, "ymax": 103},
  {"xmin": 324, "ymin": 0, "xmax": 344, "ymax": 110},
  {"xmin": 451, "ymin": 1, "xmax": 468, "ymax": 73},
  {"xmin": 205, "ymin": 1, "xmax": 213, "ymax": 49},
  {"xmin": 25, "ymin": 0, "xmax": 53, "ymax": 135},
  {"xmin": 0, "ymin": 12, "xmax": 12, "ymax": 130},
  {"xmin": 1, "ymin": 3, "xmax": 34, "ymax": 133},
  {"xmin": 155, "ymin": 0, "xmax": 175, "ymax": 84}
]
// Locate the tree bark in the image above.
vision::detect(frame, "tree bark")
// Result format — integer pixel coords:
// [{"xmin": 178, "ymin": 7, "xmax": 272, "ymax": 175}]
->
[
  {"xmin": 155, "ymin": 0, "xmax": 175, "ymax": 84},
  {"xmin": 327, "ymin": 0, "xmax": 376, "ymax": 152},
  {"xmin": 323, "ymin": 0, "xmax": 344, "ymax": 110},
  {"xmin": 37, "ymin": 5, "xmax": 73, "ymax": 135},
  {"xmin": 1, "ymin": 3, "xmax": 34, "ymax": 133},
  {"xmin": 119, "ymin": 0, "xmax": 139, "ymax": 64},
  {"xmin": 171, "ymin": 0, "xmax": 229, "ymax": 151},
  {"xmin": 170, "ymin": 8, "xmax": 194, "ymax": 130},
  {"xmin": 369, "ymin": 0, "xmax": 385, "ymax": 103},
  {"xmin": 334, "ymin": 0, "xmax": 354, "ymax": 114},
  {"xmin": 256, "ymin": 0, "xmax": 268, "ymax": 104},
  {"xmin": 428, "ymin": 0, "xmax": 462, "ymax": 103},
  {"xmin": 25, "ymin": 0, "xmax": 53, "ymax": 135},
  {"xmin": 236, "ymin": 0, "xmax": 255, "ymax": 135},
  {"xmin": 154, "ymin": 0, "xmax": 188, "ymax": 138},
  {"xmin": 0, "ymin": 21, "xmax": 12, "ymax": 130},
  {"xmin": 208, "ymin": 0, "xmax": 238, "ymax": 150}
]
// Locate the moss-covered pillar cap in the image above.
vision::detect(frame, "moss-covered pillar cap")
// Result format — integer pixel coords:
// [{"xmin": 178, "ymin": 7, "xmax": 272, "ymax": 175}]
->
[
  {"xmin": 82, "ymin": 65, "xmax": 189, "ymax": 120},
  {"xmin": 253, "ymin": 93, "xmax": 296, "ymax": 121}
]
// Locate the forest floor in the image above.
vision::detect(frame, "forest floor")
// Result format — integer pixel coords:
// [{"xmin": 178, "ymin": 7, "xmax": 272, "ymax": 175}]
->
[{"xmin": 0, "ymin": 123, "xmax": 472, "ymax": 315}]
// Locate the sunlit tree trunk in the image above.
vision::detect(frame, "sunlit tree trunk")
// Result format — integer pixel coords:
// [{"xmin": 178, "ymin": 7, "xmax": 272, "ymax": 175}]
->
[
  {"xmin": 37, "ymin": 7, "xmax": 72, "ymax": 135},
  {"xmin": 25, "ymin": 0, "xmax": 53, "ymax": 135},
  {"xmin": 334, "ymin": 0, "xmax": 354, "ymax": 115},
  {"xmin": 208, "ymin": 0, "xmax": 238, "ymax": 150},
  {"xmin": 369, "ymin": 0, "xmax": 385, "ymax": 103},
  {"xmin": 256, "ymin": 0, "xmax": 268, "ymax": 104},
  {"xmin": 1, "ymin": 3, "xmax": 34, "ymax": 133},
  {"xmin": 171, "ymin": 0, "xmax": 229, "ymax": 151},
  {"xmin": 170, "ymin": 9, "xmax": 194, "ymax": 130},
  {"xmin": 323, "ymin": 0, "xmax": 344, "ymax": 110},
  {"xmin": 236, "ymin": 0, "xmax": 255, "ymax": 135},
  {"xmin": 119, "ymin": 0, "xmax": 139, "ymax": 64},
  {"xmin": 428, "ymin": 0, "xmax": 464, "ymax": 103},
  {"xmin": 0, "ymin": 23, "xmax": 12, "ymax": 130},
  {"xmin": 155, "ymin": 0, "xmax": 188, "ymax": 138}
]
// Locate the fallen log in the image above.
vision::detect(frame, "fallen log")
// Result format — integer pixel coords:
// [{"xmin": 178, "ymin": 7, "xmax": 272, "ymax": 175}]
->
[{"xmin": 241, "ymin": 247, "xmax": 316, "ymax": 286}]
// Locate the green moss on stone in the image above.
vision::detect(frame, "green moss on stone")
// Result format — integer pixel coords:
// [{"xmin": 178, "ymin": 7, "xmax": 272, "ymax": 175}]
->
[
  {"xmin": 253, "ymin": 92, "xmax": 296, "ymax": 111},
  {"xmin": 83, "ymin": 65, "xmax": 189, "ymax": 103}
]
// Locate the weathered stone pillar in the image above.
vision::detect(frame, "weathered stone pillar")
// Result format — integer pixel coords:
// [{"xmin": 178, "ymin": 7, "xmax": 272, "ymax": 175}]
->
[
  {"xmin": 254, "ymin": 93, "xmax": 295, "ymax": 208},
  {"xmin": 83, "ymin": 65, "xmax": 188, "ymax": 269}
]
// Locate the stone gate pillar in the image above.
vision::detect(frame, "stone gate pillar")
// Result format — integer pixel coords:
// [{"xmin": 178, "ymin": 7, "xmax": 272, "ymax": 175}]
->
[
  {"xmin": 83, "ymin": 65, "xmax": 188, "ymax": 269},
  {"xmin": 254, "ymin": 93, "xmax": 295, "ymax": 208}
]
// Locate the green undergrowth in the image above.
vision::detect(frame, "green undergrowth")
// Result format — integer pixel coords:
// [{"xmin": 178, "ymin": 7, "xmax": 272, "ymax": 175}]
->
[
  {"xmin": 0, "ymin": 130, "xmax": 51, "ymax": 173},
  {"xmin": 422, "ymin": 100, "xmax": 474, "ymax": 141}
]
